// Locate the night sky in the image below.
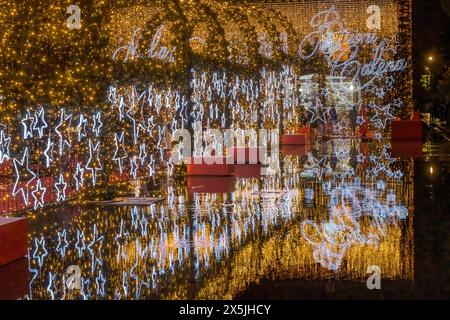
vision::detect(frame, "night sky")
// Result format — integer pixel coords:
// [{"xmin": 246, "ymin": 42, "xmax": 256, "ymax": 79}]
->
[{"xmin": 413, "ymin": 0, "xmax": 450, "ymax": 102}]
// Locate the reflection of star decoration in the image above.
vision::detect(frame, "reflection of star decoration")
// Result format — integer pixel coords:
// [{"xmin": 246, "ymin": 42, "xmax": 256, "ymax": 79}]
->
[
  {"xmin": 80, "ymin": 277, "xmax": 91, "ymax": 300},
  {"xmin": 95, "ymin": 271, "xmax": 107, "ymax": 297},
  {"xmin": 12, "ymin": 148, "xmax": 37, "ymax": 205},
  {"xmin": 138, "ymin": 143, "xmax": 147, "ymax": 165},
  {"xmin": 56, "ymin": 229, "xmax": 69, "ymax": 257},
  {"xmin": 87, "ymin": 224, "xmax": 104, "ymax": 273},
  {"xmin": 310, "ymin": 155, "xmax": 330, "ymax": 180},
  {"xmin": 55, "ymin": 173, "xmax": 67, "ymax": 202},
  {"xmin": 370, "ymin": 104, "xmax": 396, "ymax": 129},
  {"xmin": 93, "ymin": 112, "xmax": 103, "ymax": 137},
  {"xmin": 21, "ymin": 109, "xmax": 35, "ymax": 140},
  {"xmin": 76, "ymin": 114, "xmax": 88, "ymax": 142},
  {"xmin": 374, "ymin": 132, "xmax": 382, "ymax": 140},
  {"xmin": 357, "ymin": 153, "xmax": 366, "ymax": 163},
  {"xmin": 369, "ymin": 155, "xmax": 378, "ymax": 163},
  {"xmin": 130, "ymin": 157, "xmax": 138, "ymax": 180},
  {"xmin": 32, "ymin": 179, "xmax": 47, "ymax": 210},
  {"xmin": 74, "ymin": 163, "xmax": 85, "ymax": 191},
  {"xmin": 75, "ymin": 230, "xmax": 86, "ymax": 258},
  {"xmin": 47, "ymin": 272, "xmax": 57, "ymax": 300},
  {"xmin": 0, "ymin": 130, "xmax": 11, "ymax": 163},
  {"xmin": 321, "ymin": 88, "xmax": 329, "ymax": 97},
  {"xmin": 86, "ymin": 140, "xmax": 102, "ymax": 186},
  {"xmin": 115, "ymin": 219, "xmax": 130, "ymax": 261},
  {"xmin": 113, "ymin": 132, "xmax": 128, "ymax": 174},
  {"xmin": 356, "ymin": 116, "xmax": 366, "ymax": 126},
  {"xmin": 32, "ymin": 106, "xmax": 47, "ymax": 138},
  {"xmin": 32, "ymin": 236, "xmax": 48, "ymax": 268},
  {"xmin": 55, "ymin": 109, "xmax": 73, "ymax": 155},
  {"xmin": 131, "ymin": 206, "xmax": 140, "ymax": 230},
  {"xmin": 43, "ymin": 137, "xmax": 54, "ymax": 168}
]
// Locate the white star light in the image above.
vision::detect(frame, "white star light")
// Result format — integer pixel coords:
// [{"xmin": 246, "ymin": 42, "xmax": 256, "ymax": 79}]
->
[
  {"xmin": 93, "ymin": 112, "xmax": 103, "ymax": 137},
  {"xmin": 12, "ymin": 148, "xmax": 37, "ymax": 205},
  {"xmin": 113, "ymin": 132, "xmax": 128, "ymax": 174},
  {"xmin": 55, "ymin": 173, "xmax": 67, "ymax": 202},
  {"xmin": 86, "ymin": 140, "xmax": 103, "ymax": 186},
  {"xmin": 306, "ymin": 104, "xmax": 331, "ymax": 124},
  {"xmin": 77, "ymin": 114, "xmax": 88, "ymax": 142},
  {"xmin": 43, "ymin": 137, "xmax": 55, "ymax": 168},
  {"xmin": 33, "ymin": 106, "xmax": 48, "ymax": 138},
  {"xmin": 0, "ymin": 130, "xmax": 11, "ymax": 163},
  {"xmin": 369, "ymin": 104, "xmax": 396, "ymax": 129},
  {"xmin": 21, "ymin": 109, "xmax": 35, "ymax": 140},
  {"xmin": 55, "ymin": 109, "xmax": 73, "ymax": 155},
  {"xmin": 31, "ymin": 179, "xmax": 47, "ymax": 210},
  {"xmin": 74, "ymin": 163, "xmax": 85, "ymax": 191}
]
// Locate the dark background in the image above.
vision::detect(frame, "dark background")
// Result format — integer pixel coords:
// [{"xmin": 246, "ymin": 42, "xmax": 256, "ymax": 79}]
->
[{"xmin": 413, "ymin": 0, "xmax": 450, "ymax": 105}]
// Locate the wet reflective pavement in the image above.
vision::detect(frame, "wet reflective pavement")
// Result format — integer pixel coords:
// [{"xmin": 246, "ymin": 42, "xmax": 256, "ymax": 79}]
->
[{"xmin": 1, "ymin": 138, "xmax": 449, "ymax": 300}]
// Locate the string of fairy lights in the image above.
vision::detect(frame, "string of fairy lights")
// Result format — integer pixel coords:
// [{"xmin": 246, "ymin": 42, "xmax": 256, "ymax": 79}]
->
[{"xmin": 0, "ymin": 0, "xmax": 416, "ymax": 300}]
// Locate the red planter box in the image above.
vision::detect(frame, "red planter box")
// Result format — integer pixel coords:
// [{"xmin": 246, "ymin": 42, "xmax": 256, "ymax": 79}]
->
[
  {"xmin": 0, "ymin": 258, "xmax": 28, "ymax": 299},
  {"xmin": 0, "ymin": 217, "xmax": 28, "ymax": 266},
  {"xmin": 233, "ymin": 164, "xmax": 262, "ymax": 178},
  {"xmin": 391, "ymin": 120, "xmax": 422, "ymax": 140},
  {"xmin": 281, "ymin": 145, "xmax": 309, "ymax": 157},
  {"xmin": 228, "ymin": 147, "xmax": 266, "ymax": 164},
  {"xmin": 187, "ymin": 176, "xmax": 236, "ymax": 194},
  {"xmin": 391, "ymin": 142, "xmax": 423, "ymax": 158},
  {"xmin": 186, "ymin": 157, "xmax": 234, "ymax": 176},
  {"xmin": 282, "ymin": 134, "xmax": 308, "ymax": 145}
]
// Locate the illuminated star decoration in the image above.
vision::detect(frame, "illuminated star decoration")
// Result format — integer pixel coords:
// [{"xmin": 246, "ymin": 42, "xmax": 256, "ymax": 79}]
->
[
  {"xmin": 308, "ymin": 155, "xmax": 331, "ymax": 180},
  {"xmin": 113, "ymin": 132, "xmax": 128, "ymax": 174},
  {"xmin": 93, "ymin": 112, "xmax": 103, "ymax": 137},
  {"xmin": 55, "ymin": 109, "xmax": 73, "ymax": 155},
  {"xmin": 56, "ymin": 229, "xmax": 69, "ymax": 257},
  {"xmin": 31, "ymin": 179, "xmax": 47, "ymax": 210},
  {"xmin": 74, "ymin": 162, "xmax": 85, "ymax": 191},
  {"xmin": 306, "ymin": 99, "xmax": 331, "ymax": 124},
  {"xmin": 130, "ymin": 157, "xmax": 138, "ymax": 180},
  {"xmin": 12, "ymin": 148, "xmax": 37, "ymax": 205},
  {"xmin": 32, "ymin": 236, "xmax": 48, "ymax": 268},
  {"xmin": 369, "ymin": 103, "xmax": 396, "ymax": 129},
  {"xmin": 138, "ymin": 143, "xmax": 148, "ymax": 165},
  {"xmin": 75, "ymin": 230, "xmax": 86, "ymax": 258},
  {"xmin": 43, "ymin": 137, "xmax": 55, "ymax": 168},
  {"xmin": 77, "ymin": 114, "xmax": 88, "ymax": 142},
  {"xmin": 21, "ymin": 109, "xmax": 35, "ymax": 140},
  {"xmin": 32, "ymin": 106, "xmax": 48, "ymax": 138},
  {"xmin": 55, "ymin": 173, "xmax": 67, "ymax": 202},
  {"xmin": 86, "ymin": 139, "xmax": 103, "ymax": 186},
  {"xmin": 0, "ymin": 130, "xmax": 11, "ymax": 163}
]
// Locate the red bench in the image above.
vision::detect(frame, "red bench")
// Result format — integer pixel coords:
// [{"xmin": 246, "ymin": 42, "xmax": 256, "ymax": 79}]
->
[{"xmin": 0, "ymin": 217, "xmax": 28, "ymax": 266}]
